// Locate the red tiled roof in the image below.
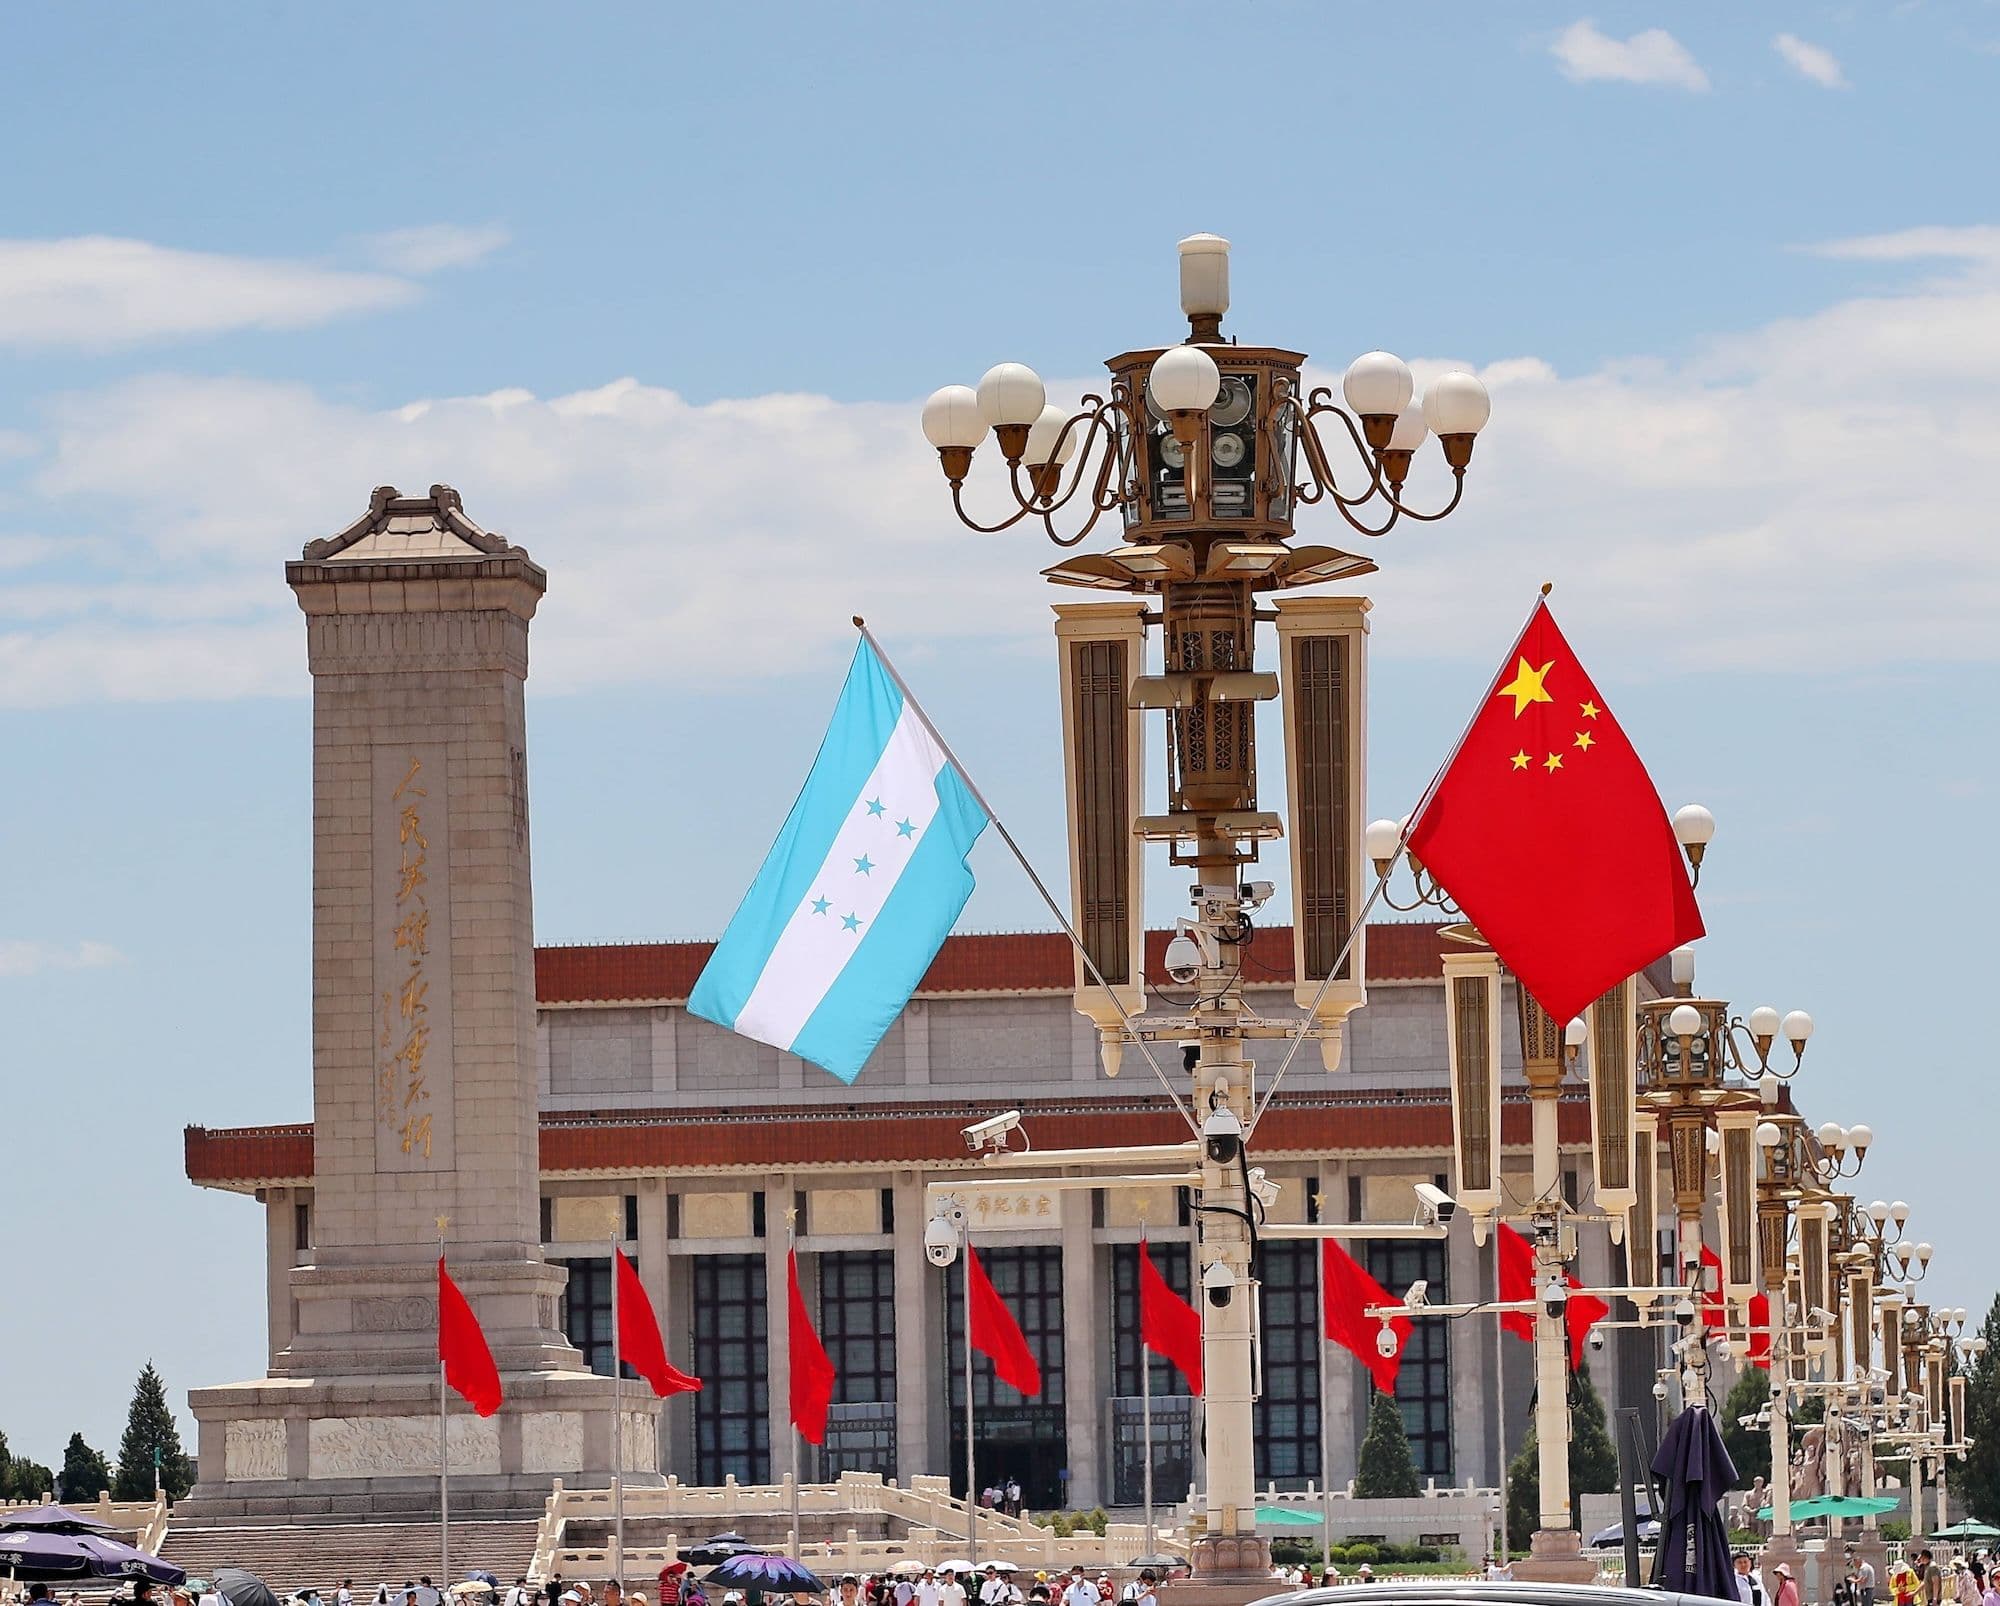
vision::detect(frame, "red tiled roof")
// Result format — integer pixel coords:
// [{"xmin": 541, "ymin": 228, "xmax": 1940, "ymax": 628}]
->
[
  {"xmin": 185, "ymin": 1093, "xmax": 1593, "ymax": 1187},
  {"xmin": 534, "ymin": 921, "xmax": 1453, "ymax": 1005}
]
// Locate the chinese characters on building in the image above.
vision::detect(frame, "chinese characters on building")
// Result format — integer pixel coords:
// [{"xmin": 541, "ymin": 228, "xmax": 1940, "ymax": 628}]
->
[{"xmin": 380, "ymin": 755, "xmax": 434, "ymax": 1158}]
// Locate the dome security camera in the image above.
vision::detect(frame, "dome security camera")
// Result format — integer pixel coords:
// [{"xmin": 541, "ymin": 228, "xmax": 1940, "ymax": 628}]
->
[
  {"xmin": 1203, "ymin": 1106, "xmax": 1244, "ymax": 1166},
  {"xmin": 1376, "ymin": 1323, "xmax": 1400, "ymax": 1360},
  {"xmin": 1203, "ymin": 1259, "xmax": 1236, "ymax": 1309},
  {"xmin": 1164, "ymin": 932, "xmax": 1202, "ymax": 985},
  {"xmin": 924, "ymin": 1214, "xmax": 962, "ymax": 1268}
]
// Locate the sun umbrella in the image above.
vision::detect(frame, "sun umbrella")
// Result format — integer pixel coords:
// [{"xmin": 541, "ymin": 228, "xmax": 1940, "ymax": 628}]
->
[
  {"xmin": 1933, "ymin": 1520, "xmax": 2000, "ymax": 1540},
  {"xmin": 0, "ymin": 1528, "xmax": 185, "ymax": 1585},
  {"xmin": 1650, "ymin": 1405, "xmax": 1739, "ymax": 1602},
  {"xmin": 1253, "ymin": 1507, "xmax": 1322, "ymax": 1528},
  {"xmin": 468, "ymin": 1575, "xmax": 500, "ymax": 1591},
  {"xmin": 1124, "ymin": 1557, "xmax": 1185, "ymax": 1572},
  {"xmin": 216, "ymin": 1566, "xmax": 285, "ymax": 1606},
  {"xmin": 886, "ymin": 1564, "xmax": 926, "ymax": 1577},
  {"xmin": 1588, "ymin": 1519, "xmax": 1661, "ymax": 1548},
  {"xmin": 705, "ymin": 1557, "xmax": 824, "ymax": 1596},
  {"xmin": 986, "ymin": 1563, "xmax": 1020, "ymax": 1574},
  {"xmin": 935, "ymin": 1563, "xmax": 973, "ymax": 1577},
  {"xmin": 0, "ymin": 1507, "xmax": 113, "ymax": 1534},
  {"xmin": 449, "ymin": 1584, "xmax": 492, "ymax": 1597}
]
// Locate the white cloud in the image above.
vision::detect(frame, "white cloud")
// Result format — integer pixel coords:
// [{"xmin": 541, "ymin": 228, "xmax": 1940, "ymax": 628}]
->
[
  {"xmin": 0, "ymin": 939, "xmax": 124, "ymax": 977},
  {"xmin": 0, "ymin": 237, "xmax": 415, "ymax": 348},
  {"xmin": 1551, "ymin": 20, "xmax": 1710, "ymax": 91},
  {"xmin": 1806, "ymin": 225, "xmax": 2000, "ymax": 264},
  {"xmin": 1773, "ymin": 33, "xmax": 1849, "ymax": 88},
  {"xmin": 363, "ymin": 223, "xmax": 511, "ymax": 275},
  {"xmin": 6, "ymin": 232, "xmax": 2000, "ymax": 706}
]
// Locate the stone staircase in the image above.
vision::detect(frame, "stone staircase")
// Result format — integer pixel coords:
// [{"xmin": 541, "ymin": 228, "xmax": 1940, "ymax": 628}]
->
[{"xmin": 159, "ymin": 1520, "xmax": 542, "ymax": 1594}]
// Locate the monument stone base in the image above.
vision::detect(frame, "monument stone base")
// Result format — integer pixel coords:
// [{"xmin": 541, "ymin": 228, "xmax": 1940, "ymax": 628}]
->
[
  {"xmin": 1510, "ymin": 1526, "xmax": 1598, "ymax": 1583},
  {"xmin": 181, "ymin": 1368, "xmax": 650, "ymax": 1524}
]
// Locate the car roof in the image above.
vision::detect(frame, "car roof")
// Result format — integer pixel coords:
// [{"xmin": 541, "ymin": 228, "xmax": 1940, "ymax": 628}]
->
[{"xmin": 1250, "ymin": 1585, "xmax": 1682, "ymax": 1606}]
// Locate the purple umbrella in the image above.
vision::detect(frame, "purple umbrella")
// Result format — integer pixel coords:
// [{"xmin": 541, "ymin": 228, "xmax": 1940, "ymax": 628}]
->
[
  {"xmin": 705, "ymin": 1555, "xmax": 824, "ymax": 1595},
  {"xmin": 0, "ymin": 1507, "xmax": 113, "ymax": 1533},
  {"xmin": 0, "ymin": 1526, "xmax": 186, "ymax": 1585}
]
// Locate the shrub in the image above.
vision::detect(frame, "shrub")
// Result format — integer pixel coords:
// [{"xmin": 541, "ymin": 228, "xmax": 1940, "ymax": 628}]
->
[{"xmin": 1344, "ymin": 1544, "xmax": 1379, "ymax": 1564}]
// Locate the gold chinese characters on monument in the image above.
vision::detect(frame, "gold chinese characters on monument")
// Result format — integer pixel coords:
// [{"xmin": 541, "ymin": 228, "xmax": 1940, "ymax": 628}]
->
[
  {"xmin": 958, "ymin": 1186, "xmax": 1063, "ymax": 1228},
  {"xmin": 374, "ymin": 746, "xmax": 455, "ymax": 1170}
]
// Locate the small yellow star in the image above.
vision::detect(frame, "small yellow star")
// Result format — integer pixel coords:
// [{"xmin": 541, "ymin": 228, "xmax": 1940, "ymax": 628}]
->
[
  {"xmin": 1544, "ymin": 752, "xmax": 1563, "ymax": 772},
  {"xmin": 1574, "ymin": 731, "xmax": 1595, "ymax": 751},
  {"xmin": 1580, "ymin": 700, "xmax": 1600, "ymax": 720},
  {"xmin": 1496, "ymin": 658, "xmax": 1556, "ymax": 717},
  {"xmin": 785, "ymin": 1204, "xmax": 799, "ymax": 1227},
  {"xmin": 1510, "ymin": 750, "xmax": 1531, "ymax": 771}
]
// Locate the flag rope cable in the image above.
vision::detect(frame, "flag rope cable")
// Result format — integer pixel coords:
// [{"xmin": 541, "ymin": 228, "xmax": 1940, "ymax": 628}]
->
[
  {"xmin": 1250, "ymin": 585, "xmax": 1554, "ymax": 1136},
  {"xmin": 611, "ymin": 1232, "xmax": 624, "ymax": 1593},
  {"xmin": 852, "ymin": 618, "xmax": 1196, "ymax": 1133}
]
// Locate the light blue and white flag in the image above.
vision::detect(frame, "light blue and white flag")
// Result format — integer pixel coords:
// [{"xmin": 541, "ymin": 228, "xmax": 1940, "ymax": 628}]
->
[{"xmin": 689, "ymin": 638, "xmax": 990, "ymax": 1082}]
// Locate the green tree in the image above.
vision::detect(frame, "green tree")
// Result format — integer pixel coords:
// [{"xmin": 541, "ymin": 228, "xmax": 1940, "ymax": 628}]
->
[
  {"xmin": 113, "ymin": 1363, "xmax": 192, "ymax": 1501},
  {"xmin": 1506, "ymin": 1364, "xmax": 1619, "ymax": 1538},
  {"xmin": 59, "ymin": 1434, "xmax": 113, "ymax": 1503},
  {"xmin": 1354, "ymin": 1389, "xmax": 1421, "ymax": 1499},
  {"xmin": 1960, "ymin": 1295, "xmax": 2000, "ymax": 1522},
  {"xmin": 1720, "ymin": 1365, "xmax": 1773, "ymax": 1486}
]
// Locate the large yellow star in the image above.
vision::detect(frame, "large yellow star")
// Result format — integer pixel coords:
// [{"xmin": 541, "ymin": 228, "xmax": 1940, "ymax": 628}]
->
[
  {"xmin": 1510, "ymin": 750, "xmax": 1531, "ymax": 771},
  {"xmin": 1543, "ymin": 752, "xmax": 1563, "ymax": 772},
  {"xmin": 1496, "ymin": 657, "xmax": 1556, "ymax": 717}
]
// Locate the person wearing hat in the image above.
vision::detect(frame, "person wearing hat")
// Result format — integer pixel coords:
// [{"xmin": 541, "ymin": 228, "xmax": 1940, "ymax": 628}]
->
[{"xmin": 1773, "ymin": 1564, "xmax": 1800, "ymax": 1606}]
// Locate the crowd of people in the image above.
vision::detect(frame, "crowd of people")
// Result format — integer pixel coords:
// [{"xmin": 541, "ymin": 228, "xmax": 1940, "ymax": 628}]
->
[{"xmin": 1726, "ymin": 1544, "xmax": 2000, "ymax": 1606}]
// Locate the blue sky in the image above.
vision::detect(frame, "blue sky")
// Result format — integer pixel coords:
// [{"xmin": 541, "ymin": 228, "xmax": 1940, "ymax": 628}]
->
[{"xmin": 2, "ymin": 3, "xmax": 1997, "ymax": 1469}]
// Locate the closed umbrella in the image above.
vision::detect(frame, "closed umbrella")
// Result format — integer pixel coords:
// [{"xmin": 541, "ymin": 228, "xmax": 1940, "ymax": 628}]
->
[{"xmin": 1650, "ymin": 1406, "xmax": 1739, "ymax": 1602}]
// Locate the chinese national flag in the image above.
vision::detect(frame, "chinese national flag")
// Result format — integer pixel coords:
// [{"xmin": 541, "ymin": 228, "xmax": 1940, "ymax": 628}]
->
[
  {"xmin": 1406, "ymin": 599, "xmax": 1704, "ymax": 1026},
  {"xmin": 616, "ymin": 1249, "xmax": 702, "ymax": 1399},
  {"xmin": 1321, "ymin": 1239, "xmax": 1410, "ymax": 1394},
  {"xmin": 1138, "ymin": 1237, "xmax": 1203, "ymax": 1396},
  {"xmin": 437, "ymin": 1256, "xmax": 504, "ymax": 1418},
  {"xmin": 787, "ymin": 1249, "xmax": 838, "ymax": 1444},
  {"xmin": 1496, "ymin": 1222, "xmax": 1608, "ymax": 1370},
  {"xmin": 1699, "ymin": 1244, "xmax": 1727, "ymax": 1334},
  {"xmin": 1748, "ymin": 1292, "xmax": 1772, "ymax": 1370},
  {"xmin": 966, "ymin": 1243, "xmax": 1041, "ymax": 1396}
]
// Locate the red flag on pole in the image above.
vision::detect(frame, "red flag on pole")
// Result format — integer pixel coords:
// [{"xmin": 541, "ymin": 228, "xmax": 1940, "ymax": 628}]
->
[
  {"xmin": 437, "ymin": 1256, "xmax": 503, "ymax": 1418},
  {"xmin": 966, "ymin": 1244, "xmax": 1041, "ymax": 1396},
  {"xmin": 1699, "ymin": 1244, "xmax": 1727, "ymax": 1334},
  {"xmin": 1748, "ymin": 1292, "xmax": 1772, "ymax": 1370},
  {"xmin": 1137, "ymin": 1237, "xmax": 1203, "ymax": 1396},
  {"xmin": 1497, "ymin": 1223, "xmax": 1609, "ymax": 1370},
  {"xmin": 615, "ymin": 1248, "xmax": 702, "ymax": 1398},
  {"xmin": 1321, "ymin": 1239, "xmax": 1410, "ymax": 1394},
  {"xmin": 1406, "ymin": 598, "xmax": 1704, "ymax": 1026},
  {"xmin": 787, "ymin": 1248, "xmax": 838, "ymax": 1444}
]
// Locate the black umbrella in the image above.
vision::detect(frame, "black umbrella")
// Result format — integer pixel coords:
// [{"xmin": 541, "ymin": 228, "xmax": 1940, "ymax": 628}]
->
[
  {"xmin": 705, "ymin": 1556, "xmax": 823, "ymax": 1596},
  {"xmin": 217, "ymin": 1566, "xmax": 285, "ymax": 1606},
  {"xmin": 1650, "ymin": 1405, "xmax": 1739, "ymax": 1601},
  {"xmin": 0, "ymin": 1507, "xmax": 113, "ymax": 1534},
  {"xmin": 699, "ymin": 1536, "xmax": 753, "ymax": 1551},
  {"xmin": 684, "ymin": 1537, "xmax": 759, "ymax": 1566}
]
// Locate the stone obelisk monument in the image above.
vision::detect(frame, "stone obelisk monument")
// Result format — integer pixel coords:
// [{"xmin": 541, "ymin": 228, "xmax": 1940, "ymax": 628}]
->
[{"xmin": 187, "ymin": 486, "xmax": 630, "ymax": 1520}]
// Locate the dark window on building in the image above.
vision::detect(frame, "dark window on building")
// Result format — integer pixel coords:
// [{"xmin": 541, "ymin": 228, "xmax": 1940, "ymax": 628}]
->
[
  {"xmin": 559, "ymin": 1256, "xmax": 634, "ymax": 1380},
  {"xmin": 945, "ymin": 1245, "xmax": 1067, "ymax": 1507},
  {"xmin": 541, "ymin": 1196, "xmax": 554, "ymax": 1242},
  {"xmin": 1254, "ymin": 1241, "xmax": 1320, "ymax": 1486},
  {"xmin": 817, "ymin": 1250, "xmax": 897, "ymax": 1479},
  {"xmin": 625, "ymin": 1194, "xmax": 640, "ymax": 1242},
  {"xmin": 1111, "ymin": 1242, "xmax": 1195, "ymax": 1396},
  {"xmin": 295, "ymin": 1200, "xmax": 311, "ymax": 1251},
  {"xmin": 752, "ymin": 1192, "xmax": 767, "ymax": 1238},
  {"xmin": 1364, "ymin": 1238, "xmax": 1452, "ymax": 1479},
  {"xmin": 880, "ymin": 1188, "xmax": 895, "ymax": 1235},
  {"xmin": 693, "ymin": 1254, "xmax": 770, "ymax": 1484}
]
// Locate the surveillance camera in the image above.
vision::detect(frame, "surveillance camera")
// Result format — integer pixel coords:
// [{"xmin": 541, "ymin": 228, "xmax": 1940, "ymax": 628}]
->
[
  {"xmin": 1404, "ymin": 1279, "xmax": 1430, "ymax": 1309},
  {"xmin": 1673, "ymin": 1296, "xmax": 1697, "ymax": 1328},
  {"xmin": 924, "ymin": 1214, "xmax": 962, "ymax": 1268},
  {"xmin": 1544, "ymin": 1273, "xmax": 1570, "ymax": 1322},
  {"xmin": 1653, "ymin": 1380, "xmax": 1669, "ymax": 1401},
  {"xmin": 1180, "ymin": 1039, "xmax": 1200, "ymax": 1074},
  {"xmin": 1239, "ymin": 881, "xmax": 1274, "ymax": 910},
  {"xmin": 1589, "ymin": 1327, "xmax": 1606, "ymax": 1351},
  {"xmin": 1202, "ymin": 1259, "xmax": 1236, "ymax": 1309},
  {"xmin": 1247, "ymin": 1166, "xmax": 1282, "ymax": 1212},
  {"xmin": 1376, "ymin": 1323, "xmax": 1401, "ymax": 1359},
  {"xmin": 1414, "ymin": 1183, "xmax": 1457, "ymax": 1226},
  {"xmin": 961, "ymin": 1110, "xmax": 1024, "ymax": 1153},
  {"xmin": 1164, "ymin": 932, "xmax": 1202, "ymax": 985},
  {"xmin": 1203, "ymin": 1106, "xmax": 1244, "ymax": 1166}
]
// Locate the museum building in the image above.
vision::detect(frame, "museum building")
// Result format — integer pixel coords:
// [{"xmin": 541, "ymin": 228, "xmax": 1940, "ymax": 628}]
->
[{"xmin": 187, "ymin": 919, "xmax": 1662, "ymax": 1513}]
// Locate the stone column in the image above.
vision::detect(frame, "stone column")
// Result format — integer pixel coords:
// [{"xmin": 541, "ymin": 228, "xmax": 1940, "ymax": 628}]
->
[
  {"xmin": 1060, "ymin": 1186, "xmax": 1102, "ymax": 1508},
  {"xmin": 263, "ymin": 1187, "xmax": 299, "ymax": 1368},
  {"xmin": 892, "ymin": 1170, "xmax": 935, "ymax": 1481}
]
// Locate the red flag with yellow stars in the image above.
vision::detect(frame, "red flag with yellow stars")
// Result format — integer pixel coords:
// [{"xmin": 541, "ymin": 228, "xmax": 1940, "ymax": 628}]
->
[{"xmin": 1406, "ymin": 598, "xmax": 1703, "ymax": 1025}]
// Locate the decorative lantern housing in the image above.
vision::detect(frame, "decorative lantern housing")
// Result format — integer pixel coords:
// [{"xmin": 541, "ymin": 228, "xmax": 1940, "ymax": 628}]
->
[
  {"xmin": 1443, "ymin": 945, "xmax": 1504, "ymax": 1239},
  {"xmin": 1628, "ymin": 1109, "xmax": 1659, "ymax": 1295},
  {"xmin": 1716, "ymin": 1107, "xmax": 1759, "ymax": 1310},
  {"xmin": 1587, "ymin": 980, "xmax": 1637, "ymax": 1232}
]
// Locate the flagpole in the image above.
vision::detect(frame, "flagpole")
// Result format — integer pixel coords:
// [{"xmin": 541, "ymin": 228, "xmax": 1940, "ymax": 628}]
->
[
  {"xmin": 852, "ymin": 618, "xmax": 1194, "ymax": 1133},
  {"xmin": 1142, "ymin": 1299, "xmax": 1156, "ymax": 1567},
  {"xmin": 963, "ymin": 1242, "xmax": 978, "ymax": 1579},
  {"xmin": 612, "ymin": 1234, "xmax": 625, "ymax": 1593},
  {"xmin": 1317, "ymin": 1300, "xmax": 1332, "ymax": 1576},
  {"xmin": 1492, "ymin": 1231, "xmax": 1508, "ymax": 1570},
  {"xmin": 438, "ymin": 1222, "xmax": 450, "ymax": 1590},
  {"xmin": 789, "ymin": 1216, "xmax": 802, "ymax": 1563}
]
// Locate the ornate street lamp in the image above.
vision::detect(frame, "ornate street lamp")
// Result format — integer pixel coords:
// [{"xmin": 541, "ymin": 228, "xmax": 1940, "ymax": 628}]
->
[{"xmin": 921, "ymin": 236, "xmax": 1489, "ymax": 1583}]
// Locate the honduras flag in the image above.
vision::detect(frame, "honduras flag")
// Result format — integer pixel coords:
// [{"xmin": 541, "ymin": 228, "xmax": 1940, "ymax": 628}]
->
[{"xmin": 689, "ymin": 639, "xmax": 990, "ymax": 1082}]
